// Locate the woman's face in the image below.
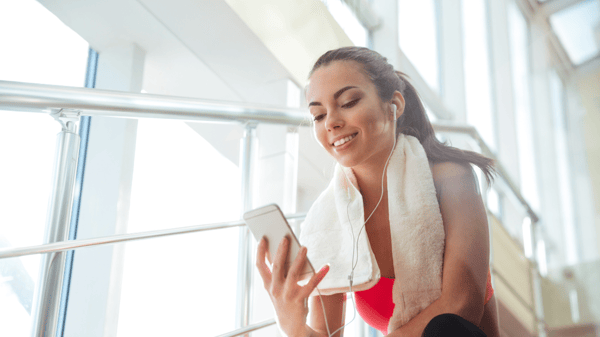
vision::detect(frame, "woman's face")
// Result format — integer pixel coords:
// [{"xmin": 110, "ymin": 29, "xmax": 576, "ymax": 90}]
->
[{"xmin": 306, "ymin": 61, "xmax": 396, "ymax": 169}]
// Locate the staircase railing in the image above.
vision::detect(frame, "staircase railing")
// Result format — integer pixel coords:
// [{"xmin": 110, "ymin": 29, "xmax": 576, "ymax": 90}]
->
[{"xmin": 0, "ymin": 80, "xmax": 545, "ymax": 337}]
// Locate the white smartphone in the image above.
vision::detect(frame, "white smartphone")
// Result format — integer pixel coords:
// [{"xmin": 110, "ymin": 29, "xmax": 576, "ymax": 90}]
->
[{"xmin": 244, "ymin": 204, "xmax": 314, "ymax": 280}]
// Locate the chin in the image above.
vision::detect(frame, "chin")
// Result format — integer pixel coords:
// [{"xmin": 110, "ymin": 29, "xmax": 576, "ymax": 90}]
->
[{"xmin": 332, "ymin": 156, "xmax": 360, "ymax": 168}]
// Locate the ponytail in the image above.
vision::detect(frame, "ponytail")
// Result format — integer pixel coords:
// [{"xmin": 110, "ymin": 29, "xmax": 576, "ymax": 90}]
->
[{"xmin": 394, "ymin": 71, "xmax": 496, "ymax": 184}]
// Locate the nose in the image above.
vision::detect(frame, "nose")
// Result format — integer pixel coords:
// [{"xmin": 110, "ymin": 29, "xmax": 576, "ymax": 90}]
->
[{"xmin": 324, "ymin": 109, "xmax": 344, "ymax": 131}]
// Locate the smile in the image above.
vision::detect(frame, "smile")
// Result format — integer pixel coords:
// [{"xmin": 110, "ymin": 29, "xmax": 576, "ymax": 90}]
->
[{"xmin": 332, "ymin": 133, "xmax": 357, "ymax": 147}]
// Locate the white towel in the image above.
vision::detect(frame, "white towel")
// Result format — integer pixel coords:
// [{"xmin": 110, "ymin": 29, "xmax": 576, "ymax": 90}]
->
[{"xmin": 299, "ymin": 134, "xmax": 445, "ymax": 331}]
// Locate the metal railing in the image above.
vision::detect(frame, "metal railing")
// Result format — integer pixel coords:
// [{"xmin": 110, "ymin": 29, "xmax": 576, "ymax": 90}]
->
[
  {"xmin": 0, "ymin": 80, "xmax": 307, "ymax": 125},
  {"xmin": 0, "ymin": 214, "xmax": 308, "ymax": 260},
  {"xmin": 216, "ymin": 319, "xmax": 277, "ymax": 337},
  {"xmin": 0, "ymin": 80, "xmax": 546, "ymax": 337}
]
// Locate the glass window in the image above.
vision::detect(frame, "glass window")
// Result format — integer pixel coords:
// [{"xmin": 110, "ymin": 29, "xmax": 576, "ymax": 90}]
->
[
  {"xmin": 0, "ymin": 1, "xmax": 88, "ymax": 336},
  {"xmin": 398, "ymin": 0, "xmax": 441, "ymax": 92},
  {"xmin": 0, "ymin": 1, "xmax": 88, "ymax": 86},
  {"xmin": 487, "ymin": 188, "xmax": 501, "ymax": 218},
  {"xmin": 116, "ymin": 229, "xmax": 240, "ymax": 336},
  {"xmin": 325, "ymin": 0, "xmax": 368, "ymax": 47},
  {"xmin": 508, "ymin": 1, "xmax": 540, "ymax": 211},
  {"xmin": 423, "ymin": 99, "xmax": 438, "ymax": 123},
  {"xmin": 461, "ymin": 0, "xmax": 497, "ymax": 152},
  {"xmin": 116, "ymin": 119, "xmax": 242, "ymax": 335},
  {"xmin": 549, "ymin": 0, "xmax": 600, "ymax": 65},
  {"xmin": 344, "ymin": 297, "xmax": 360, "ymax": 337},
  {"xmin": 549, "ymin": 71, "xmax": 578, "ymax": 264}
]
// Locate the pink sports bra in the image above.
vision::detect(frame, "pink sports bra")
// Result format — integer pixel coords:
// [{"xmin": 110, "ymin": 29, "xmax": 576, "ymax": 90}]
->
[{"xmin": 354, "ymin": 270, "xmax": 494, "ymax": 335}]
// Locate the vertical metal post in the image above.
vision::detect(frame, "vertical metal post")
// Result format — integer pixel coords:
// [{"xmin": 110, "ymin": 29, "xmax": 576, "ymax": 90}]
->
[
  {"xmin": 529, "ymin": 220, "xmax": 547, "ymax": 337},
  {"xmin": 31, "ymin": 119, "xmax": 80, "ymax": 337},
  {"xmin": 57, "ymin": 48, "xmax": 98, "ymax": 337},
  {"xmin": 235, "ymin": 123, "xmax": 257, "ymax": 336}
]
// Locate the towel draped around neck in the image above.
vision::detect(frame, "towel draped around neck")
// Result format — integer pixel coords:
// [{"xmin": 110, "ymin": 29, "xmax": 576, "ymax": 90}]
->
[{"xmin": 299, "ymin": 134, "xmax": 445, "ymax": 331}]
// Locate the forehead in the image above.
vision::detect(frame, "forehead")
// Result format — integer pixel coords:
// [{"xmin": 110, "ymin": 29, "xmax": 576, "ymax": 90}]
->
[{"xmin": 306, "ymin": 61, "xmax": 373, "ymax": 101}]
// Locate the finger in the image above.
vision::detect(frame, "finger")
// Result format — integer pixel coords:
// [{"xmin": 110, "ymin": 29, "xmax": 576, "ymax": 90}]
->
[
  {"xmin": 301, "ymin": 264, "xmax": 330, "ymax": 297},
  {"xmin": 255, "ymin": 237, "xmax": 272, "ymax": 288},
  {"xmin": 272, "ymin": 236, "xmax": 290, "ymax": 283},
  {"xmin": 261, "ymin": 236, "xmax": 272, "ymax": 266},
  {"xmin": 266, "ymin": 246, "xmax": 272, "ymax": 265},
  {"xmin": 286, "ymin": 245, "xmax": 307, "ymax": 283}
]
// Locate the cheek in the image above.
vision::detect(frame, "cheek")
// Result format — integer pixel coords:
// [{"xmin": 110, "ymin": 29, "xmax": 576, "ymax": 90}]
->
[{"xmin": 358, "ymin": 110, "xmax": 386, "ymax": 134}]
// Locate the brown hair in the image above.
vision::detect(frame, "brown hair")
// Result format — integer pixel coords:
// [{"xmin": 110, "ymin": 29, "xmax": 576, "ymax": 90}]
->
[{"xmin": 309, "ymin": 46, "xmax": 496, "ymax": 184}]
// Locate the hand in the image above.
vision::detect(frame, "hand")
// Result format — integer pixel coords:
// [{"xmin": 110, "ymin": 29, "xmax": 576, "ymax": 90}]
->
[{"xmin": 255, "ymin": 236, "xmax": 330, "ymax": 337}]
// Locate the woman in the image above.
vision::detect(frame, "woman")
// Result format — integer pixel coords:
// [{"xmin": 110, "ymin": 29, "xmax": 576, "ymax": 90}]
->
[{"xmin": 255, "ymin": 47, "xmax": 500, "ymax": 337}]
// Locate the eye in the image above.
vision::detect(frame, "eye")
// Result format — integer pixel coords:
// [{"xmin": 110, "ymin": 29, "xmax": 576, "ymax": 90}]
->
[
  {"xmin": 313, "ymin": 114, "xmax": 325, "ymax": 122},
  {"xmin": 342, "ymin": 99, "xmax": 360, "ymax": 108}
]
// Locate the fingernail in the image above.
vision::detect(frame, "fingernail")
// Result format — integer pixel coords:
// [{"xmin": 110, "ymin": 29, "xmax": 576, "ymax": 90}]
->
[{"xmin": 317, "ymin": 264, "xmax": 330, "ymax": 280}]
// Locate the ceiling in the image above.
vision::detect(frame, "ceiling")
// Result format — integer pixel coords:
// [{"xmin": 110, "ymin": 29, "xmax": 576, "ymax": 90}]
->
[
  {"xmin": 548, "ymin": 0, "xmax": 600, "ymax": 65},
  {"xmin": 533, "ymin": 0, "xmax": 600, "ymax": 75}
]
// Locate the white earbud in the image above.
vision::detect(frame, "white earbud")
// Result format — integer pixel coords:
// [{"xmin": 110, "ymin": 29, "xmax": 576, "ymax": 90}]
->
[{"xmin": 392, "ymin": 104, "xmax": 397, "ymax": 121}]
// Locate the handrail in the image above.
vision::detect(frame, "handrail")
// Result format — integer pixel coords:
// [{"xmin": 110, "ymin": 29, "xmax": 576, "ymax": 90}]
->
[
  {"xmin": 0, "ymin": 80, "xmax": 307, "ymax": 125},
  {"xmin": 491, "ymin": 267, "xmax": 536, "ymax": 314},
  {"xmin": 0, "ymin": 213, "xmax": 307, "ymax": 260},
  {"xmin": 491, "ymin": 267, "xmax": 548, "ymax": 328},
  {"xmin": 215, "ymin": 319, "xmax": 276, "ymax": 337},
  {"xmin": 0, "ymin": 81, "xmax": 539, "ymax": 225}
]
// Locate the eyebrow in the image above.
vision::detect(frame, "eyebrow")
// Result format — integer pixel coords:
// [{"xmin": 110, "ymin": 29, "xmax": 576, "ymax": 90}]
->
[{"xmin": 308, "ymin": 86, "xmax": 357, "ymax": 107}]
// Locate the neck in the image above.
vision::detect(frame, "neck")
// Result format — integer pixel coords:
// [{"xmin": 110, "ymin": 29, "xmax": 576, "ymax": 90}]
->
[
  {"xmin": 353, "ymin": 164, "xmax": 387, "ymax": 201},
  {"xmin": 351, "ymin": 140, "xmax": 395, "ymax": 202}
]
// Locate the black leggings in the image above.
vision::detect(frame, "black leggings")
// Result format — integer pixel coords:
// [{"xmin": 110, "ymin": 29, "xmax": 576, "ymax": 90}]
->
[{"xmin": 421, "ymin": 313, "xmax": 487, "ymax": 337}]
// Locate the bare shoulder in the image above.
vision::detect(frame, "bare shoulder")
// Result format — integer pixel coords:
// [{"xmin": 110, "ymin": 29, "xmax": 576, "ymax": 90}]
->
[
  {"xmin": 431, "ymin": 161, "xmax": 474, "ymax": 182},
  {"xmin": 431, "ymin": 161, "xmax": 481, "ymax": 199}
]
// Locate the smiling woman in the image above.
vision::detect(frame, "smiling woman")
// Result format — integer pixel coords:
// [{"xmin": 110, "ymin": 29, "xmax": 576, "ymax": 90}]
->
[
  {"xmin": 255, "ymin": 47, "xmax": 500, "ymax": 337},
  {"xmin": 307, "ymin": 61, "xmax": 398, "ymax": 170},
  {"xmin": 306, "ymin": 47, "xmax": 496, "ymax": 184}
]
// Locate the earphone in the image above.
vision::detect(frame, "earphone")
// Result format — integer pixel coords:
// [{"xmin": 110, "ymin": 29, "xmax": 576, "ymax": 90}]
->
[{"xmin": 316, "ymin": 102, "xmax": 399, "ymax": 337}]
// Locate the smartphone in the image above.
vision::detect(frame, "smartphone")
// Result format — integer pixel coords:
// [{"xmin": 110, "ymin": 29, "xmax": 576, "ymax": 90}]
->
[{"xmin": 244, "ymin": 204, "xmax": 314, "ymax": 280}]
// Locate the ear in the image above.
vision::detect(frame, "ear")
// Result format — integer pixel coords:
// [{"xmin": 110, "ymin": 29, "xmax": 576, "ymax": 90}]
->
[{"xmin": 390, "ymin": 91, "xmax": 405, "ymax": 121}]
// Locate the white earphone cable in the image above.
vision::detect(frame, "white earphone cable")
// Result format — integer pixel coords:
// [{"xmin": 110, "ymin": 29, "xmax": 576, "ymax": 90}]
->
[{"xmin": 316, "ymin": 104, "xmax": 397, "ymax": 337}]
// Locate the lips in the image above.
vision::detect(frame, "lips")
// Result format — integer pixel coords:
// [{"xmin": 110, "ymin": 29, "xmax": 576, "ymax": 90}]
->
[{"xmin": 332, "ymin": 133, "xmax": 357, "ymax": 147}]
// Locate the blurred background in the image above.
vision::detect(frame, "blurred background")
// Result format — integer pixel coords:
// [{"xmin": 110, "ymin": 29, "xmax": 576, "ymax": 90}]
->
[{"xmin": 0, "ymin": 0, "xmax": 599, "ymax": 336}]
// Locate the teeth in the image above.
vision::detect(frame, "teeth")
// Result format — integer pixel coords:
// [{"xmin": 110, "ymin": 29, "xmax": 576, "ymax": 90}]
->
[{"xmin": 333, "ymin": 134, "xmax": 356, "ymax": 147}]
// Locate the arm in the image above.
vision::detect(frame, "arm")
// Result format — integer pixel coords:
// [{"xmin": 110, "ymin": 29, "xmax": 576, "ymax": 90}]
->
[{"xmin": 388, "ymin": 162, "xmax": 490, "ymax": 337}]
